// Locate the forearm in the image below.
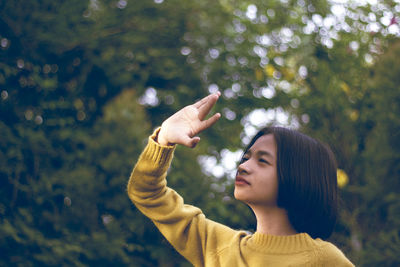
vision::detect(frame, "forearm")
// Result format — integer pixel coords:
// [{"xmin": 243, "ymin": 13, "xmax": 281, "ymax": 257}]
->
[
  {"xmin": 127, "ymin": 129, "xmax": 240, "ymax": 266},
  {"xmin": 127, "ymin": 128, "xmax": 175, "ymax": 201},
  {"xmin": 126, "ymin": 131, "xmax": 199, "ymax": 222},
  {"xmin": 127, "ymin": 129, "xmax": 205, "ymax": 263}
]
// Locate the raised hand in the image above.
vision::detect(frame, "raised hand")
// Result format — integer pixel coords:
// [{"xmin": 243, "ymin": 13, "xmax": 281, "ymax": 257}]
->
[{"xmin": 157, "ymin": 92, "xmax": 221, "ymax": 148}]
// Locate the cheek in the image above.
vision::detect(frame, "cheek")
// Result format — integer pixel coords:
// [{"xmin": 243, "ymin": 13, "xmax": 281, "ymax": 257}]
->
[{"xmin": 260, "ymin": 171, "xmax": 278, "ymax": 195}]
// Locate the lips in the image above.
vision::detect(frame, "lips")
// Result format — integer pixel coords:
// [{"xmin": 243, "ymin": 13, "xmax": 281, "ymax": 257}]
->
[{"xmin": 235, "ymin": 175, "xmax": 250, "ymax": 185}]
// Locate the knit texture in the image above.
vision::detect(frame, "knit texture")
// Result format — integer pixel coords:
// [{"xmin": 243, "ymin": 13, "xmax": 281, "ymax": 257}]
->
[{"xmin": 127, "ymin": 129, "xmax": 355, "ymax": 267}]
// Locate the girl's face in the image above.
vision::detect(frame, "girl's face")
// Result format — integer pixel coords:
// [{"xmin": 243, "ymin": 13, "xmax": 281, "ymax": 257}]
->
[{"xmin": 234, "ymin": 134, "xmax": 278, "ymax": 208}]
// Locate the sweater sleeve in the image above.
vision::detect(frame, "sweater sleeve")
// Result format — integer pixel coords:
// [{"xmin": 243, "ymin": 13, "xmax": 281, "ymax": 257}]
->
[
  {"xmin": 318, "ymin": 241, "xmax": 355, "ymax": 267},
  {"xmin": 127, "ymin": 128, "xmax": 237, "ymax": 266}
]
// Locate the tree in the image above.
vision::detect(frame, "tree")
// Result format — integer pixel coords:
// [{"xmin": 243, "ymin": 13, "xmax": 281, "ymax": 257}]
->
[
  {"xmin": 1, "ymin": 0, "xmax": 400, "ymax": 265},
  {"xmin": 356, "ymin": 40, "xmax": 400, "ymax": 266}
]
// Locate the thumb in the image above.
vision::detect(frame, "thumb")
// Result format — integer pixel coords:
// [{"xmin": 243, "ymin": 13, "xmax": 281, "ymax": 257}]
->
[
  {"xmin": 181, "ymin": 135, "xmax": 200, "ymax": 148},
  {"xmin": 190, "ymin": 136, "xmax": 201, "ymax": 148}
]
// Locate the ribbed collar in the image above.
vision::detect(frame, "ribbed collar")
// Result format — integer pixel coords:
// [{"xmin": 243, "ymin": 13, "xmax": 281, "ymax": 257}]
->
[{"xmin": 248, "ymin": 232, "xmax": 317, "ymax": 254}]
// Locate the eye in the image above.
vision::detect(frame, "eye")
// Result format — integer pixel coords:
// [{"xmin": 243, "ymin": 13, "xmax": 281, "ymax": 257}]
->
[
  {"xmin": 240, "ymin": 156, "xmax": 249, "ymax": 164},
  {"xmin": 259, "ymin": 158, "xmax": 270, "ymax": 165}
]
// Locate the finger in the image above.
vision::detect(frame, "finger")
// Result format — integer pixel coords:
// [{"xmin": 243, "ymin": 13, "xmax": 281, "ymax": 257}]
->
[
  {"xmin": 197, "ymin": 112, "xmax": 221, "ymax": 133},
  {"xmin": 197, "ymin": 93, "xmax": 220, "ymax": 120},
  {"xmin": 193, "ymin": 92, "xmax": 220, "ymax": 110}
]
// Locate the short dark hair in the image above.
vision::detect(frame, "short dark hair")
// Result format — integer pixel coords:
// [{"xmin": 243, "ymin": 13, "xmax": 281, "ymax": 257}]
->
[{"xmin": 243, "ymin": 126, "xmax": 338, "ymax": 239}]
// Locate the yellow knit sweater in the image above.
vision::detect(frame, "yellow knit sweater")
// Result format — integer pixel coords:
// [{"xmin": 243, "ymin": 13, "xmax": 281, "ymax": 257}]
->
[{"xmin": 127, "ymin": 130, "xmax": 355, "ymax": 267}]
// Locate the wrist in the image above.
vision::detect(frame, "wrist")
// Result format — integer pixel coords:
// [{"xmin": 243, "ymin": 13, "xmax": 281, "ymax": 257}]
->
[{"xmin": 157, "ymin": 128, "xmax": 173, "ymax": 146}]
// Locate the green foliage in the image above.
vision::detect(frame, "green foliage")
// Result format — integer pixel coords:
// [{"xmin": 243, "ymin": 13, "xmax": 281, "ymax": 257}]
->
[
  {"xmin": 356, "ymin": 40, "xmax": 400, "ymax": 266},
  {"xmin": 1, "ymin": 0, "xmax": 400, "ymax": 265}
]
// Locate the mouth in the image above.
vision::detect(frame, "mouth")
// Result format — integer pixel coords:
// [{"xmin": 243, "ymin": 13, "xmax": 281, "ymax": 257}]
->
[{"xmin": 235, "ymin": 175, "xmax": 250, "ymax": 185}]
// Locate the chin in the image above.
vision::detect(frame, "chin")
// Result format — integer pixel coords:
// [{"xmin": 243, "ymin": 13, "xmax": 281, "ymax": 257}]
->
[{"xmin": 233, "ymin": 190, "xmax": 246, "ymax": 202}]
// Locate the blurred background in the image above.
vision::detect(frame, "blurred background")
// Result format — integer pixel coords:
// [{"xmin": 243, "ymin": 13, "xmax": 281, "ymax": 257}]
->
[{"xmin": 1, "ymin": 0, "xmax": 399, "ymax": 266}]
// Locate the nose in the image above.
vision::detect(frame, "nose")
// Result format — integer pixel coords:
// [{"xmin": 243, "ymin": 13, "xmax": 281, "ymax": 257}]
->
[{"xmin": 237, "ymin": 161, "xmax": 250, "ymax": 175}]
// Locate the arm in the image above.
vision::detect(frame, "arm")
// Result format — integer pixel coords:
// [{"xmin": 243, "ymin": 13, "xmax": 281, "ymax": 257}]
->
[{"xmin": 127, "ymin": 93, "xmax": 237, "ymax": 265}]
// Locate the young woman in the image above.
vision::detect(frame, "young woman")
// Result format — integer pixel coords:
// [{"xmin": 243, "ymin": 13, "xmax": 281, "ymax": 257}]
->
[{"xmin": 127, "ymin": 92, "xmax": 354, "ymax": 266}]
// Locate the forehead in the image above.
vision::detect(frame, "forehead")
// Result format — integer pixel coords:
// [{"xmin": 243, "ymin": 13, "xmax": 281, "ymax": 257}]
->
[{"xmin": 247, "ymin": 134, "xmax": 277, "ymax": 155}]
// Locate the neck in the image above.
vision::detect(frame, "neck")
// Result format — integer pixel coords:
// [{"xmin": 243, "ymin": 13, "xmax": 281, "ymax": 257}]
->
[{"xmin": 250, "ymin": 204, "xmax": 298, "ymax": 236}]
